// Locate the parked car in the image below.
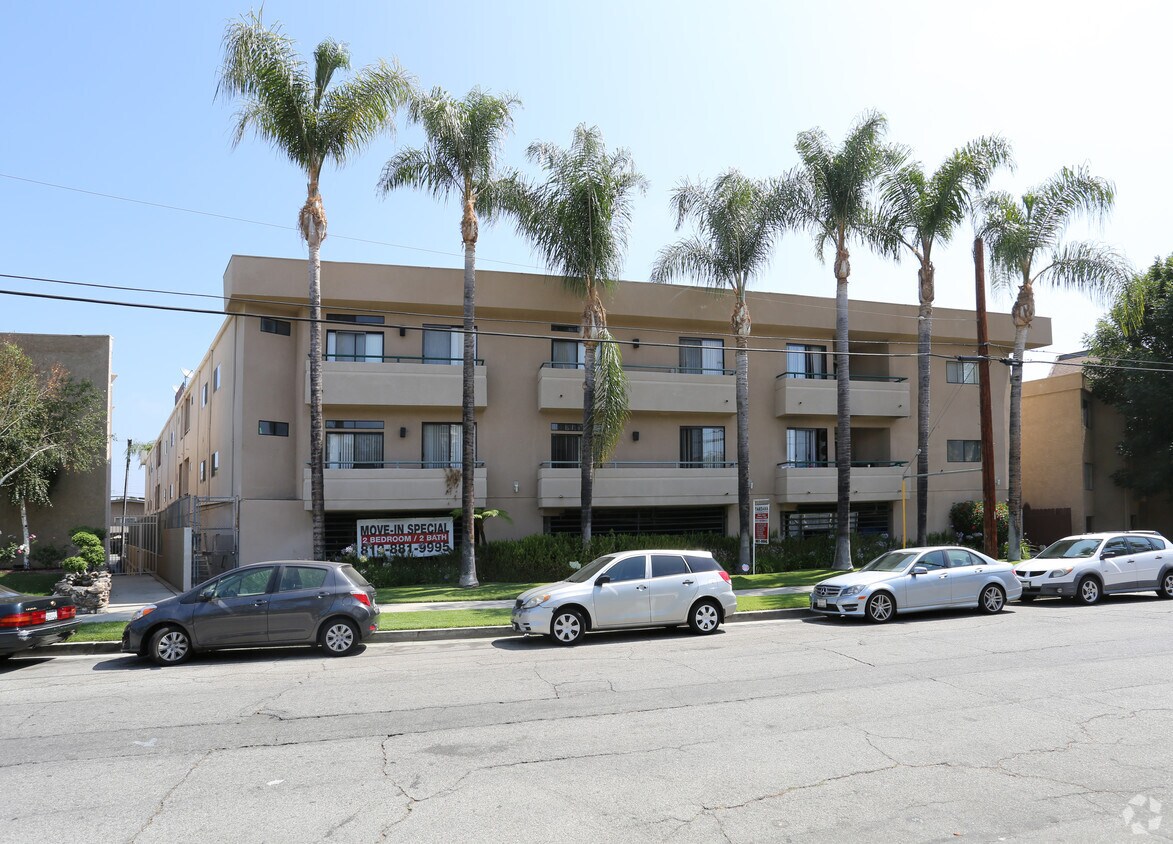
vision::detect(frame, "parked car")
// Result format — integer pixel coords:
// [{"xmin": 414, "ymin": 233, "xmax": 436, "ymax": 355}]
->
[
  {"xmin": 810, "ymin": 546, "xmax": 1022, "ymax": 623},
  {"xmin": 1013, "ymin": 532, "xmax": 1173, "ymax": 605},
  {"xmin": 511, "ymin": 550, "xmax": 737, "ymax": 645},
  {"xmin": 0, "ymin": 586, "xmax": 80, "ymax": 660},
  {"xmin": 122, "ymin": 560, "xmax": 379, "ymax": 666}
]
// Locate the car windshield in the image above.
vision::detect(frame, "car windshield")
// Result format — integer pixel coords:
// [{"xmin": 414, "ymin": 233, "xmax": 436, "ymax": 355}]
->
[
  {"xmin": 860, "ymin": 551, "xmax": 918, "ymax": 572},
  {"xmin": 1036, "ymin": 538, "xmax": 1101, "ymax": 559},
  {"xmin": 565, "ymin": 555, "xmax": 617, "ymax": 583}
]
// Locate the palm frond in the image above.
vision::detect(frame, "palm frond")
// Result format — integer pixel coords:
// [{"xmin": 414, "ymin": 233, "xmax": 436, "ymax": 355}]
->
[
  {"xmin": 312, "ymin": 39, "xmax": 350, "ymax": 110},
  {"xmin": 1037, "ymin": 241, "xmax": 1133, "ymax": 303},
  {"xmin": 377, "ymin": 147, "xmax": 456, "ymax": 200},
  {"xmin": 319, "ymin": 59, "xmax": 414, "ymax": 168},
  {"xmin": 1030, "ymin": 165, "xmax": 1115, "ymax": 247},
  {"xmin": 591, "ymin": 330, "xmax": 630, "ymax": 465}
]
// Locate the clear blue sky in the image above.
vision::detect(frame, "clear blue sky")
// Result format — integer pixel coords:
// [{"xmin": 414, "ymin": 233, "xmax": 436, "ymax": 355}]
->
[{"xmin": 3, "ymin": 1, "xmax": 1169, "ymax": 497}]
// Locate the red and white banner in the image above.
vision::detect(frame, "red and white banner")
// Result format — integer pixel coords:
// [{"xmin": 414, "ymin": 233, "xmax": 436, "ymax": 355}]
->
[{"xmin": 357, "ymin": 518, "xmax": 454, "ymax": 558}]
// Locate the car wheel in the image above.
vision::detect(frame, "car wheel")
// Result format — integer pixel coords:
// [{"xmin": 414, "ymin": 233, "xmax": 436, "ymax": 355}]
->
[
  {"xmin": 865, "ymin": 592, "xmax": 895, "ymax": 623},
  {"xmin": 688, "ymin": 600, "xmax": 722, "ymax": 635},
  {"xmin": 149, "ymin": 625, "xmax": 192, "ymax": 666},
  {"xmin": 1075, "ymin": 576, "xmax": 1101, "ymax": 605},
  {"xmin": 1158, "ymin": 570, "xmax": 1173, "ymax": 600},
  {"xmin": 978, "ymin": 584, "xmax": 1006, "ymax": 614},
  {"xmin": 549, "ymin": 608, "xmax": 584, "ymax": 646},
  {"xmin": 320, "ymin": 618, "xmax": 360, "ymax": 656}
]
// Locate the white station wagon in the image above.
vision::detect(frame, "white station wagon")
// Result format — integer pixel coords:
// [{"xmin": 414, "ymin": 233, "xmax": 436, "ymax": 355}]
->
[{"xmin": 511, "ymin": 550, "xmax": 737, "ymax": 645}]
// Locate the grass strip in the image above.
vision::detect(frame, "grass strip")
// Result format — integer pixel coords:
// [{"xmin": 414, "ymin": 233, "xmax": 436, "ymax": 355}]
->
[
  {"xmin": 734, "ymin": 593, "xmax": 811, "ymax": 612},
  {"xmin": 377, "ymin": 607, "xmax": 512, "ymax": 630},
  {"xmin": 69, "ymin": 621, "xmax": 127, "ymax": 642},
  {"xmin": 730, "ymin": 569, "xmax": 836, "ymax": 590},
  {"xmin": 375, "ymin": 582, "xmax": 542, "ymax": 604},
  {"xmin": 0, "ymin": 571, "xmax": 60, "ymax": 595}
]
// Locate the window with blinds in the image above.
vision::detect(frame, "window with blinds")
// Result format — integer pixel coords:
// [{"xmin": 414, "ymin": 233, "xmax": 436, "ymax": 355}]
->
[
  {"xmin": 422, "ymin": 422, "xmax": 464, "ymax": 468},
  {"xmin": 679, "ymin": 338, "xmax": 724, "ymax": 374},
  {"xmin": 325, "ymin": 420, "xmax": 384, "ymax": 469},
  {"xmin": 679, "ymin": 427, "xmax": 725, "ymax": 467}
]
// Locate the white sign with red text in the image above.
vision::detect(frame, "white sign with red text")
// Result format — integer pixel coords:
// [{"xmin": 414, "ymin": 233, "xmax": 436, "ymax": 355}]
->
[{"xmin": 357, "ymin": 517, "xmax": 454, "ymax": 558}]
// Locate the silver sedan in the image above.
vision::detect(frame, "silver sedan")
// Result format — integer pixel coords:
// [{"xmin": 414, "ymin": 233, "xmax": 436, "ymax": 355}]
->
[{"xmin": 810, "ymin": 546, "xmax": 1023, "ymax": 623}]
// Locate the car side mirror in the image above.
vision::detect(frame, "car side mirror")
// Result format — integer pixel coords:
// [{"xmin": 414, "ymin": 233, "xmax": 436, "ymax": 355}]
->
[
  {"xmin": 594, "ymin": 575, "xmax": 611, "ymax": 587},
  {"xmin": 1100, "ymin": 550, "xmax": 1117, "ymax": 559},
  {"xmin": 911, "ymin": 566, "xmax": 928, "ymax": 576},
  {"xmin": 199, "ymin": 588, "xmax": 215, "ymax": 602}
]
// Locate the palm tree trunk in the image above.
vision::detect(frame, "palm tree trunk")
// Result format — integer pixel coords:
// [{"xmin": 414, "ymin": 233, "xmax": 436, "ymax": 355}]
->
[
  {"xmin": 459, "ymin": 206, "xmax": 479, "ymax": 588},
  {"xmin": 732, "ymin": 294, "xmax": 752, "ymax": 568},
  {"xmin": 580, "ymin": 337, "xmax": 596, "ymax": 547},
  {"xmin": 916, "ymin": 261, "xmax": 934, "ymax": 546},
  {"xmin": 1007, "ymin": 285, "xmax": 1032, "ymax": 562},
  {"xmin": 301, "ymin": 190, "xmax": 327, "ymax": 561},
  {"xmin": 833, "ymin": 241, "xmax": 853, "ymax": 570}
]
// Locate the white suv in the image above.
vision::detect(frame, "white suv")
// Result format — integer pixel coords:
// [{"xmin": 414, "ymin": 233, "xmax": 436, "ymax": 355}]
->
[{"xmin": 1014, "ymin": 532, "xmax": 1173, "ymax": 605}]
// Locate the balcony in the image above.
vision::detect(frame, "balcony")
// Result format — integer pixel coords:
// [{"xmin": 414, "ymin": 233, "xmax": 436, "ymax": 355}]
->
[
  {"xmin": 302, "ymin": 462, "xmax": 487, "ymax": 511},
  {"xmin": 538, "ymin": 363, "xmax": 735, "ymax": 414},
  {"xmin": 774, "ymin": 373, "xmax": 909, "ymax": 418},
  {"xmin": 774, "ymin": 461, "xmax": 907, "ymax": 504},
  {"xmin": 537, "ymin": 461, "xmax": 737, "ymax": 509},
  {"xmin": 305, "ymin": 357, "xmax": 487, "ymax": 408}
]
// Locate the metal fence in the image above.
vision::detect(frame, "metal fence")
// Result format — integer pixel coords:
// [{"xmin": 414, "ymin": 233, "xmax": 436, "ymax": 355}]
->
[{"xmin": 113, "ymin": 514, "xmax": 159, "ymax": 575}]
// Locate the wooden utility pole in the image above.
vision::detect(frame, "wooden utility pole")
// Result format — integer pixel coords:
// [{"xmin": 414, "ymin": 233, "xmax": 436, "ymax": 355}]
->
[{"xmin": 974, "ymin": 237, "xmax": 998, "ymax": 558}]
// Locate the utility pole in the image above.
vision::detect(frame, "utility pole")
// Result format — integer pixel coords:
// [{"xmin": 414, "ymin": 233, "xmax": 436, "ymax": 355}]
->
[{"xmin": 974, "ymin": 237, "xmax": 998, "ymax": 558}]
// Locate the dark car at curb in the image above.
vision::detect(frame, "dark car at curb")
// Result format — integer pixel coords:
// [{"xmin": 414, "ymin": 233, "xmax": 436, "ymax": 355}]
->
[
  {"xmin": 0, "ymin": 586, "xmax": 80, "ymax": 660},
  {"xmin": 122, "ymin": 560, "xmax": 379, "ymax": 666}
]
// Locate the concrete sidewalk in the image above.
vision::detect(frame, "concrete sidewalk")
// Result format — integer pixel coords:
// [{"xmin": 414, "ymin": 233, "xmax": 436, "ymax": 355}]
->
[{"xmin": 87, "ymin": 574, "xmax": 180, "ymax": 622}]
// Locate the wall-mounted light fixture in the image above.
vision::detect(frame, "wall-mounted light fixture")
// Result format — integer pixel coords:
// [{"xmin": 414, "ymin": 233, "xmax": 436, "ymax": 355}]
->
[
  {"xmin": 632, "ymin": 431, "xmax": 640, "ymax": 442},
  {"xmin": 512, "ymin": 481, "xmax": 519, "ymax": 493},
  {"xmin": 399, "ymin": 427, "xmax": 407, "ymax": 438},
  {"xmin": 399, "ymin": 326, "xmax": 406, "ymax": 337},
  {"xmin": 632, "ymin": 338, "xmax": 640, "ymax": 349}
]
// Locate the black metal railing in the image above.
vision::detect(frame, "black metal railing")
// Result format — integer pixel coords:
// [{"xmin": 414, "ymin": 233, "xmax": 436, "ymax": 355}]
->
[
  {"xmin": 776, "ymin": 372, "xmax": 907, "ymax": 382},
  {"xmin": 541, "ymin": 460, "xmax": 737, "ymax": 469},
  {"xmin": 776, "ymin": 460, "xmax": 908, "ymax": 469},
  {"xmin": 323, "ymin": 354, "xmax": 485, "ymax": 364},
  {"xmin": 316, "ymin": 460, "xmax": 486, "ymax": 470},
  {"xmin": 539, "ymin": 361, "xmax": 734, "ymax": 375}
]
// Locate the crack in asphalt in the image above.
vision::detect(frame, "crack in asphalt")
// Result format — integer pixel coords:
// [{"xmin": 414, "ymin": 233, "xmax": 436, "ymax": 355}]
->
[{"xmin": 128, "ymin": 749, "xmax": 213, "ymax": 842}]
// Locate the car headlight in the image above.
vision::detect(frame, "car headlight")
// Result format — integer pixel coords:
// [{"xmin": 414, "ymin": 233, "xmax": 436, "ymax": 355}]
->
[
  {"xmin": 1048, "ymin": 567, "xmax": 1074, "ymax": 579},
  {"xmin": 839, "ymin": 585, "xmax": 866, "ymax": 597},
  {"xmin": 521, "ymin": 594, "xmax": 551, "ymax": 610},
  {"xmin": 131, "ymin": 605, "xmax": 156, "ymax": 622}
]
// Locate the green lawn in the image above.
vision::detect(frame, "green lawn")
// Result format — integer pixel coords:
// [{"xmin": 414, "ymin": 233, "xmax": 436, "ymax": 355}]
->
[
  {"xmin": 0, "ymin": 571, "xmax": 60, "ymax": 595},
  {"xmin": 374, "ymin": 581, "xmax": 543, "ymax": 604},
  {"xmin": 71, "ymin": 621, "xmax": 126, "ymax": 642},
  {"xmin": 730, "ymin": 569, "xmax": 836, "ymax": 590},
  {"xmin": 735, "ymin": 593, "xmax": 811, "ymax": 612}
]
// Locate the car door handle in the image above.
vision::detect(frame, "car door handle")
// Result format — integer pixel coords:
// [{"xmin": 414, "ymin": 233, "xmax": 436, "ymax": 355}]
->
[
  {"xmin": 635, "ymin": 585, "xmax": 648, "ymax": 591},
  {"xmin": 938, "ymin": 574, "xmax": 948, "ymax": 579},
  {"xmin": 682, "ymin": 579, "xmax": 695, "ymax": 585},
  {"xmin": 253, "ymin": 599, "xmax": 267, "ymax": 607},
  {"xmin": 316, "ymin": 592, "xmax": 329, "ymax": 598}
]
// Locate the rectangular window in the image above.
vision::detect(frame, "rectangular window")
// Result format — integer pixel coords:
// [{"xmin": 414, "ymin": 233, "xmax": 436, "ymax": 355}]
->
[
  {"xmin": 550, "ymin": 422, "xmax": 582, "ymax": 467},
  {"xmin": 201, "ymin": 383, "xmax": 208, "ymax": 407},
  {"xmin": 680, "ymin": 427, "xmax": 726, "ymax": 467},
  {"xmin": 422, "ymin": 325, "xmax": 468, "ymax": 365},
  {"xmin": 679, "ymin": 338, "xmax": 725, "ymax": 374},
  {"xmin": 947, "ymin": 439, "xmax": 982, "ymax": 462},
  {"xmin": 785, "ymin": 344, "xmax": 828, "ymax": 379},
  {"xmin": 258, "ymin": 420, "xmax": 289, "ymax": 437},
  {"xmin": 946, "ymin": 361, "xmax": 978, "ymax": 384},
  {"xmin": 422, "ymin": 422, "xmax": 463, "ymax": 468},
  {"xmin": 182, "ymin": 395, "xmax": 192, "ymax": 435},
  {"xmin": 326, "ymin": 313, "xmax": 385, "ymax": 325},
  {"xmin": 1081, "ymin": 393, "xmax": 1093, "ymax": 428},
  {"xmin": 326, "ymin": 330, "xmax": 384, "ymax": 362},
  {"xmin": 1084, "ymin": 462, "xmax": 1094, "ymax": 490},
  {"xmin": 787, "ymin": 428, "xmax": 829, "ymax": 466},
  {"xmin": 325, "ymin": 420, "xmax": 385, "ymax": 469},
  {"xmin": 199, "ymin": 460, "xmax": 206, "ymax": 482},
  {"xmin": 551, "ymin": 338, "xmax": 585, "ymax": 369},
  {"xmin": 155, "ymin": 441, "xmax": 162, "ymax": 467},
  {"xmin": 213, "ymin": 364, "xmax": 221, "ymax": 391},
  {"xmin": 260, "ymin": 317, "xmax": 292, "ymax": 336},
  {"xmin": 211, "ymin": 451, "xmax": 220, "ymax": 476}
]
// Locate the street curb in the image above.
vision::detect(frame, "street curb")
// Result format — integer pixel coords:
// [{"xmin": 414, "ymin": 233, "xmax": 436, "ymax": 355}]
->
[{"xmin": 33, "ymin": 607, "xmax": 815, "ymax": 655}]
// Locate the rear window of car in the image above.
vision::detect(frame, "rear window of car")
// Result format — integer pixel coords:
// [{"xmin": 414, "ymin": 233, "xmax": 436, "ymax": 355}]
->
[
  {"xmin": 684, "ymin": 555, "xmax": 720, "ymax": 573},
  {"xmin": 651, "ymin": 554, "xmax": 689, "ymax": 577},
  {"xmin": 1126, "ymin": 537, "xmax": 1155, "ymax": 553},
  {"xmin": 340, "ymin": 565, "xmax": 371, "ymax": 588},
  {"xmin": 278, "ymin": 566, "xmax": 329, "ymax": 592}
]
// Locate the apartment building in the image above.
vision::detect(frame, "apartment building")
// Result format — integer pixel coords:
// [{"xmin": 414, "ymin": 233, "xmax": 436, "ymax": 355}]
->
[{"xmin": 143, "ymin": 256, "xmax": 1049, "ymax": 564}]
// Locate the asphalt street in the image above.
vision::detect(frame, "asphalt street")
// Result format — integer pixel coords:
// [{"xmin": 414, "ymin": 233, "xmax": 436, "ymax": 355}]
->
[{"xmin": 2, "ymin": 596, "xmax": 1171, "ymax": 843}]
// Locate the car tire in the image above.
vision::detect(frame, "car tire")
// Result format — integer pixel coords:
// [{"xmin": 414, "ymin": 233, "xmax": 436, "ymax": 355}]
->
[
  {"xmin": 149, "ymin": 625, "xmax": 192, "ymax": 666},
  {"xmin": 549, "ymin": 608, "xmax": 585, "ymax": 646},
  {"xmin": 1157, "ymin": 570, "xmax": 1173, "ymax": 599},
  {"xmin": 865, "ymin": 592, "xmax": 896, "ymax": 623},
  {"xmin": 688, "ymin": 600, "xmax": 722, "ymax": 635},
  {"xmin": 978, "ymin": 584, "xmax": 1006, "ymax": 614},
  {"xmin": 1075, "ymin": 576, "xmax": 1101, "ymax": 606},
  {"xmin": 320, "ymin": 618, "xmax": 360, "ymax": 656}
]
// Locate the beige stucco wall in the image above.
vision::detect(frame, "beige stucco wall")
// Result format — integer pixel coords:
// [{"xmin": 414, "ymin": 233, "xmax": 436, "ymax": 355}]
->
[{"xmin": 0, "ymin": 333, "xmax": 112, "ymax": 553}]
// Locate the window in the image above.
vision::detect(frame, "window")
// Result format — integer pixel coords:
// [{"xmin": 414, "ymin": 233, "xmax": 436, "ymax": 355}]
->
[
  {"xmin": 1084, "ymin": 462, "xmax": 1094, "ymax": 490},
  {"xmin": 945, "ymin": 549, "xmax": 979, "ymax": 568},
  {"xmin": 326, "ymin": 313, "xmax": 384, "ymax": 325},
  {"xmin": 326, "ymin": 330, "xmax": 384, "ymax": 362},
  {"xmin": 201, "ymin": 383, "xmax": 208, "ymax": 407},
  {"xmin": 785, "ymin": 343, "xmax": 828, "ymax": 379},
  {"xmin": 651, "ymin": 554, "xmax": 689, "ymax": 578},
  {"xmin": 551, "ymin": 323, "xmax": 580, "ymax": 333},
  {"xmin": 210, "ymin": 566, "xmax": 275, "ymax": 599},
  {"xmin": 551, "ymin": 338, "xmax": 585, "ymax": 369},
  {"xmin": 199, "ymin": 460, "xmax": 206, "ymax": 482},
  {"xmin": 787, "ymin": 428, "xmax": 828, "ymax": 466},
  {"xmin": 422, "ymin": 422, "xmax": 463, "ymax": 468},
  {"xmin": 947, "ymin": 440, "xmax": 982, "ymax": 462},
  {"xmin": 605, "ymin": 556, "xmax": 647, "ymax": 582},
  {"xmin": 277, "ymin": 565, "xmax": 329, "ymax": 592},
  {"xmin": 213, "ymin": 364, "xmax": 221, "ymax": 391},
  {"xmin": 182, "ymin": 395, "xmax": 192, "ymax": 435},
  {"xmin": 1126, "ymin": 536, "xmax": 1154, "ymax": 554},
  {"xmin": 326, "ymin": 420, "xmax": 385, "ymax": 469},
  {"xmin": 919, "ymin": 550, "xmax": 948, "ymax": 570},
  {"xmin": 260, "ymin": 317, "xmax": 291, "ymax": 336},
  {"xmin": 680, "ymin": 427, "xmax": 725, "ymax": 467},
  {"xmin": 551, "ymin": 422, "xmax": 582, "ymax": 467},
  {"xmin": 679, "ymin": 338, "xmax": 724, "ymax": 374},
  {"xmin": 211, "ymin": 451, "xmax": 220, "ymax": 476},
  {"xmin": 684, "ymin": 555, "xmax": 722, "ymax": 573},
  {"xmin": 1081, "ymin": 393, "xmax": 1093, "ymax": 429},
  {"xmin": 155, "ymin": 441, "xmax": 162, "ymax": 467},
  {"xmin": 946, "ymin": 361, "xmax": 978, "ymax": 384},
  {"xmin": 423, "ymin": 325, "xmax": 468, "ymax": 364},
  {"xmin": 258, "ymin": 420, "xmax": 289, "ymax": 437}
]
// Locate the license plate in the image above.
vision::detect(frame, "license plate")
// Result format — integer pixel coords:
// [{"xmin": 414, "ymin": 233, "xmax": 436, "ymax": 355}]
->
[
  {"xmin": 45, "ymin": 609, "xmax": 57, "ymax": 622},
  {"xmin": 816, "ymin": 598, "xmax": 827, "ymax": 608},
  {"xmin": 1018, "ymin": 579, "xmax": 1030, "ymax": 586}
]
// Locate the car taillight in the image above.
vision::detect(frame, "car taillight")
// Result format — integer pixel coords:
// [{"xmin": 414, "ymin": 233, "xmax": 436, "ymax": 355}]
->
[
  {"xmin": 718, "ymin": 570, "xmax": 731, "ymax": 583},
  {"xmin": 59, "ymin": 605, "xmax": 77, "ymax": 619},
  {"xmin": 0, "ymin": 611, "xmax": 36, "ymax": 628},
  {"xmin": 350, "ymin": 591, "xmax": 372, "ymax": 607}
]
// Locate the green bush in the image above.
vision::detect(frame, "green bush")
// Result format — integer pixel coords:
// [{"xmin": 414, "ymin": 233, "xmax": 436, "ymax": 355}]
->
[
  {"xmin": 70, "ymin": 525, "xmax": 107, "ymax": 541},
  {"xmin": 0, "ymin": 538, "xmax": 16, "ymax": 567},
  {"xmin": 926, "ymin": 530, "xmax": 957, "ymax": 546},
  {"xmin": 69, "ymin": 531, "xmax": 106, "ymax": 571},
  {"xmin": 31, "ymin": 544, "xmax": 66, "ymax": 568},
  {"xmin": 61, "ymin": 556, "xmax": 88, "ymax": 575},
  {"xmin": 948, "ymin": 501, "xmax": 1009, "ymax": 552}
]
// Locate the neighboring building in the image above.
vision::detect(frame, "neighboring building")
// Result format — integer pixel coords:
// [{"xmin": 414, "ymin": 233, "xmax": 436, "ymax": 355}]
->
[
  {"xmin": 143, "ymin": 256, "xmax": 1051, "ymax": 565},
  {"xmin": 0, "ymin": 333, "xmax": 113, "ymax": 552},
  {"xmin": 1023, "ymin": 352, "xmax": 1173, "ymax": 543}
]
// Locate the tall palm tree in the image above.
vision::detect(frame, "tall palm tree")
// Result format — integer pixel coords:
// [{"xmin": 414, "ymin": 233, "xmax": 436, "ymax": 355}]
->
[
  {"xmin": 786, "ymin": 111, "xmax": 903, "ymax": 570},
  {"xmin": 217, "ymin": 11, "xmax": 413, "ymax": 560},
  {"xmin": 497, "ymin": 124, "xmax": 647, "ymax": 544},
  {"xmin": 983, "ymin": 166, "xmax": 1130, "ymax": 560},
  {"xmin": 651, "ymin": 170, "xmax": 790, "ymax": 568},
  {"xmin": 879, "ymin": 137, "xmax": 1012, "ymax": 544},
  {"xmin": 377, "ymin": 86, "xmax": 520, "ymax": 589}
]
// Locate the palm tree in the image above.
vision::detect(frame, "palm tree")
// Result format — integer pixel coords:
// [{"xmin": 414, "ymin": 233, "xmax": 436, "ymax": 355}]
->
[
  {"xmin": 497, "ymin": 124, "xmax": 647, "ymax": 544},
  {"xmin": 217, "ymin": 11, "xmax": 413, "ymax": 560},
  {"xmin": 879, "ymin": 137, "xmax": 1012, "ymax": 544},
  {"xmin": 983, "ymin": 166, "xmax": 1130, "ymax": 560},
  {"xmin": 786, "ymin": 111, "xmax": 903, "ymax": 570},
  {"xmin": 651, "ymin": 170, "xmax": 790, "ymax": 569},
  {"xmin": 378, "ymin": 87, "xmax": 520, "ymax": 588}
]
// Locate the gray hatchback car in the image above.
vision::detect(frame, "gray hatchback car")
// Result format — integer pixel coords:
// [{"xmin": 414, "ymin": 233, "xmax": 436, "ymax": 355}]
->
[{"xmin": 122, "ymin": 560, "xmax": 379, "ymax": 665}]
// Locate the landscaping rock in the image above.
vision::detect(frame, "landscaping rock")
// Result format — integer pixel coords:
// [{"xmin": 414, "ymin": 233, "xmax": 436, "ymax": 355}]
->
[{"xmin": 53, "ymin": 570, "xmax": 112, "ymax": 613}]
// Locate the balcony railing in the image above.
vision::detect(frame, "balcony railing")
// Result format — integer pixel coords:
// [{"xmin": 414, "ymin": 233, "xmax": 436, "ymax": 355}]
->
[
  {"xmin": 540, "ymin": 460, "xmax": 737, "ymax": 469},
  {"xmin": 776, "ymin": 460, "xmax": 908, "ymax": 469},
  {"xmin": 537, "ymin": 461, "xmax": 736, "ymax": 508},
  {"xmin": 309, "ymin": 359, "xmax": 487, "ymax": 408},
  {"xmin": 315, "ymin": 460, "xmax": 486, "ymax": 470},
  {"xmin": 538, "ymin": 363, "xmax": 735, "ymax": 413},
  {"xmin": 776, "ymin": 372, "xmax": 907, "ymax": 382},
  {"xmin": 324, "ymin": 354, "xmax": 484, "ymax": 364},
  {"xmin": 541, "ymin": 361, "xmax": 735, "ymax": 375},
  {"xmin": 774, "ymin": 460, "xmax": 907, "ymax": 503},
  {"xmin": 774, "ymin": 373, "xmax": 910, "ymax": 418}
]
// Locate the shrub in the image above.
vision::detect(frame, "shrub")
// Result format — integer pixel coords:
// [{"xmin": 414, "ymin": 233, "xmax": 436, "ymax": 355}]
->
[
  {"xmin": 61, "ymin": 556, "xmax": 88, "ymax": 575},
  {"xmin": 31, "ymin": 544, "xmax": 66, "ymax": 568},
  {"xmin": 69, "ymin": 531, "xmax": 106, "ymax": 571},
  {"xmin": 0, "ymin": 538, "xmax": 16, "ymax": 567},
  {"xmin": 948, "ymin": 501, "xmax": 1009, "ymax": 552},
  {"xmin": 70, "ymin": 525, "xmax": 107, "ymax": 541}
]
